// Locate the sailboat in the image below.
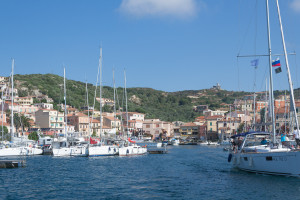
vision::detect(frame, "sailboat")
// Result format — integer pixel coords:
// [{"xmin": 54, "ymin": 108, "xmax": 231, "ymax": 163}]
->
[
  {"xmin": 229, "ymin": 0, "xmax": 300, "ymax": 176},
  {"xmin": 52, "ymin": 67, "xmax": 88, "ymax": 157},
  {"xmin": 0, "ymin": 59, "xmax": 28, "ymax": 156},
  {"xmin": 88, "ymin": 48, "xmax": 119, "ymax": 157},
  {"xmin": 118, "ymin": 70, "xmax": 147, "ymax": 156}
]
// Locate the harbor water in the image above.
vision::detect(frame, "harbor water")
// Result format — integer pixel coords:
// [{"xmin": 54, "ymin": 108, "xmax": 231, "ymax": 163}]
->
[{"xmin": 0, "ymin": 145, "xmax": 299, "ymax": 199}]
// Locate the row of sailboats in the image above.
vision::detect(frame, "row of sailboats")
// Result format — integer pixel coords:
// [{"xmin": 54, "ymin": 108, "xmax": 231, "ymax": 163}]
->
[{"xmin": 52, "ymin": 48, "xmax": 146, "ymax": 157}]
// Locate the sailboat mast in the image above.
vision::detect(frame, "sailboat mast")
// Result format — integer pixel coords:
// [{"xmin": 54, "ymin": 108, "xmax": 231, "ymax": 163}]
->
[
  {"xmin": 64, "ymin": 67, "xmax": 67, "ymax": 139},
  {"xmin": 1, "ymin": 85, "xmax": 5, "ymax": 142},
  {"xmin": 113, "ymin": 69, "xmax": 116, "ymax": 133},
  {"xmin": 99, "ymin": 48, "xmax": 103, "ymax": 138},
  {"xmin": 86, "ymin": 80, "xmax": 90, "ymax": 140},
  {"xmin": 11, "ymin": 59, "xmax": 14, "ymax": 141},
  {"xmin": 266, "ymin": 0, "xmax": 276, "ymax": 142},
  {"xmin": 229, "ymin": 105, "xmax": 232, "ymax": 137},
  {"xmin": 124, "ymin": 70, "xmax": 129, "ymax": 137},
  {"xmin": 253, "ymin": 92, "xmax": 256, "ymax": 131},
  {"xmin": 276, "ymin": 0, "xmax": 299, "ymax": 132}
]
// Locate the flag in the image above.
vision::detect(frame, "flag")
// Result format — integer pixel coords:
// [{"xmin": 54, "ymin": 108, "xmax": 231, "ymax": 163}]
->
[
  {"xmin": 272, "ymin": 57, "xmax": 281, "ymax": 67},
  {"xmin": 251, "ymin": 59, "xmax": 259, "ymax": 69},
  {"xmin": 275, "ymin": 67, "xmax": 282, "ymax": 74}
]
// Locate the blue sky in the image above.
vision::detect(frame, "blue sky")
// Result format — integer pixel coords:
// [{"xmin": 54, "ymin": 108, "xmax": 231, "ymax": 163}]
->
[{"xmin": 1, "ymin": 0, "xmax": 300, "ymax": 92}]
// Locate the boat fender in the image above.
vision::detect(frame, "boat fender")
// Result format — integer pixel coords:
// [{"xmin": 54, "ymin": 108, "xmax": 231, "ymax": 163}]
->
[{"xmin": 228, "ymin": 153, "xmax": 232, "ymax": 162}]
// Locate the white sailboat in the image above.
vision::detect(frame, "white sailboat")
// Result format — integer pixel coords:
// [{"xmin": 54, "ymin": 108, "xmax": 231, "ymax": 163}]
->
[
  {"xmin": 0, "ymin": 59, "xmax": 24, "ymax": 156},
  {"xmin": 229, "ymin": 0, "xmax": 300, "ymax": 177},
  {"xmin": 52, "ymin": 67, "xmax": 88, "ymax": 157},
  {"xmin": 88, "ymin": 48, "xmax": 119, "ymax": 157},
  {"xmin": 119, "ymin": 70, "xmax": 147, "ymax": 156}
]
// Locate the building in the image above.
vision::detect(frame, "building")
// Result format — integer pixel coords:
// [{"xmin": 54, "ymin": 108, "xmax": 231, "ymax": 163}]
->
[
  {"xmin": 122, "ymin": 112, "xmax": 145, "ymax": 121},
  {"xmin": 35, "ymin": 109, "xmax": 65, "ymax": 133},
  {"xmin": 103, "ymin": 116, "xmax": 121, "ymax": 131},
  {"xmin": 204, "ymin": 110, "xmax": 227, "ymax": 117},
  {"xmin": 206, "ymin": 115, "xmax": 224, "ymax": 141},
  {"xmin": 0, "ymin": 112, "xmax": 6, "ymax": 123},
  {"xmin": 34, "ymin": 103, "xmax": 54, "ymax": 110},
  {"xmin": 18, "ymin": 105, "xmax": 39, "ymax": 115},
  {"xmin": 143, "ymin": 119, "xmax": 174, "ymax": 139},
  {"xmin": 68, "ymin": 113, "xmax": 90, "ymax": 136},
  {"xmin": 14, "ymin": 96, "xmax": 33, "ymax": 105},
  {"xmin": 96, "ymin": 97, "xmax": 115, "ymax": 107},
  {"xmin": 179, "ymin": 122, "xmax": 200, "ymax": 139}
]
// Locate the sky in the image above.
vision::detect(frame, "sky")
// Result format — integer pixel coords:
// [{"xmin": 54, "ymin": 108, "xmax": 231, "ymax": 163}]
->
[{"xmin": 1, "ymin": 0, "xmax": 300, "ymax": 92}]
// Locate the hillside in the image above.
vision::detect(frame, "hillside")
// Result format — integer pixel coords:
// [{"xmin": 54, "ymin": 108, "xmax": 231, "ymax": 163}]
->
[{"xmin": 12, "ymin": 74, "xmax": 252, "ymax": 122}]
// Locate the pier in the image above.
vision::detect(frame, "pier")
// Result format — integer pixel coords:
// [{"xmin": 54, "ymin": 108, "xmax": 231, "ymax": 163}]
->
[{"xmin": 0, "ymin": 160, "xmax": 26, "ymax": 168}]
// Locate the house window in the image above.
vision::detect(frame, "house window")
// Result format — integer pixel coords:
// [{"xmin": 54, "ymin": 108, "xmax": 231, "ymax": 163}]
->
[
  {"xmin": 146, "ymin": 125, "xmax": 150, "ymax": 128},
  {"xmin": 210, "ymin": 128, "xmax": 212, "ymax": 131},
  {"xmin": 156, "ymin": 124, "xmax": 159, "ymax": 128},
  {"xmin": 210, "ymin": 122, "xmax": 212, "ymax": 126}
]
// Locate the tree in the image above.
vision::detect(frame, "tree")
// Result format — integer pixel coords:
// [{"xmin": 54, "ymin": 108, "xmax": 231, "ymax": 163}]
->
[
  {"xmin": 92, "ymin": 131, "xmax": 96, "ymax": 137},
  {"xmin": 8, "ymin": 113, "xmax": 31, "ymax": 132},
  {"xmin": 28, "ymin": 131, "xmax": 39, "ymax": 141},
  {"xmin": 0, "ymin": 126, "xmax": 10, "ymax": 141},
  {"xmin": 238, "ymin": 122, "xmax": 245, "ymax": 134}
]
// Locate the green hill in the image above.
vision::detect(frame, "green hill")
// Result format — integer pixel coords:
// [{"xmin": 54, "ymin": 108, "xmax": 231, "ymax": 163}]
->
[{"xmin": 12, "ymin": 74, "xmax": 251, "ymax": 122}]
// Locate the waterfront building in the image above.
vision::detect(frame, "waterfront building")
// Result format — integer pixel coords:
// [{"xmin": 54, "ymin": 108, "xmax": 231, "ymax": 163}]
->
[
  {"xmin": 35, "ymin": 109, "xmax": 64, "ymax": 133},
  {"xmin": 206, "ymin": 115, "xmax": 224, "ymax": 141},
  {"xmin": 68, "ymin": 113, "xmax": 89, "ymax": 136},
  {"xmin": 103, "ymin": 116, "xmax": 121, "ymax": 131},
  {"xmin": 143, "ymin": 119, "xmax": 174, "ymax": 139},
  {"xmin": 179, "ymin": 122, "xmax": 200, "ymax": 139}
]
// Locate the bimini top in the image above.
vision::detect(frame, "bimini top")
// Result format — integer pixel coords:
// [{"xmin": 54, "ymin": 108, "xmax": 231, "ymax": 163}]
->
[{"xmin": 231, "ymin": 131, "xmax": 270, "ymax": 138}]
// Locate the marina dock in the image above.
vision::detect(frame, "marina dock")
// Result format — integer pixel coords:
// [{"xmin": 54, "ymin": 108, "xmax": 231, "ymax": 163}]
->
[{"xmin": 0, "ymin": 160, "xmax": 26, "ymax": 168}]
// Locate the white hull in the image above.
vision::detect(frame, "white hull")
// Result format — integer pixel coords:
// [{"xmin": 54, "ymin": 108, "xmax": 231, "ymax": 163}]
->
[
  {"xmin": 89, "ymin": 145, "xmax": 119, "ymax": 156},
  {"xmin": 53, "ymin": 146, "xmax": 88, "ymax": 157},
  {"xmin": 231, "ymin": 149, "xmax": 300, "ymax": 176},
  {"xmin": 0, "ymin": 147, "xmax": 23, "ymax": 156},
  {"xmin": 119, "ymin": 145, "xmax": 147, "ymax": 156},
  {"xmin": 24, "ymin": 147, "xmax": 43, "ymax": 155}
]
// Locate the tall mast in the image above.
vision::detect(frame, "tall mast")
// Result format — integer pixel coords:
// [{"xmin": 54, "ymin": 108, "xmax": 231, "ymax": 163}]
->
[
  {"xmin": 229, "ymin": 105, "xmax": 232, "ymax": 137},
  {"xmin": 90, "ymin": 51, "xmax": 100, "ymax": 138},
  {"xmin": 124, "ymin": 70, "xmax": 129, "ymax": 137},
  {"xmin": 113, "ymin": 69, "xmax": 116, "ymax": 133},
  {"xmin": 253, "ymin": 92, "xmax": 256, "ymax": 131},
  {"xmin": 64, "ymin": 67, "xmax": 67, "ymax": 139},
  {"xmin": 99, "ymin": 48, "xmax": 103, "ymax": 138},
  {"xmin": 11, "ymin": 59, "xmax": 14, "ymax": 141},
  {"xmin": 1, "ymin": 85, "xmax": 5, "ymax": 142},
  {"xmin": 266, "ymin": 0, "xmax": 276, "ymax": 142},
  {"xmin": 276, "ymin": 0, "xmax": 299, "ymax": 132},
  {"xmin": 86, "ymin": 80, "xmax": 90, "ymax": 140}
]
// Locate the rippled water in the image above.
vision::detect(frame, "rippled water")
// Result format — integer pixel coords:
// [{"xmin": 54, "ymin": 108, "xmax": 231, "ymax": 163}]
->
[{"xmin": 0, "ymin": 145, "xmax": 299, "ymax": 199}]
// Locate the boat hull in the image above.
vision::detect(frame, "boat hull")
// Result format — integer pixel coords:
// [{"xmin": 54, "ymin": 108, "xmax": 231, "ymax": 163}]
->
[
  {"xmin": 232, "ymin": 150, "xmax": 300, "ymax": 177},
  {"xmin": 119, "ymin": 145, "xmax": 147, "ymax": 156},
  {"xmin": 89, "ymin": 146, "xmax": 119, "ymax": 156}
]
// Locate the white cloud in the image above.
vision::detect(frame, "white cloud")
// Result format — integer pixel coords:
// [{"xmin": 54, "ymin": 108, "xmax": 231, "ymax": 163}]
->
[
  {"xmin": 290, "ymin": 0, "xmax": 300, "ymax": 12},
  {"xmin": 119, "ymin": 0, "xmax": 198, "ymax": 19}
]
